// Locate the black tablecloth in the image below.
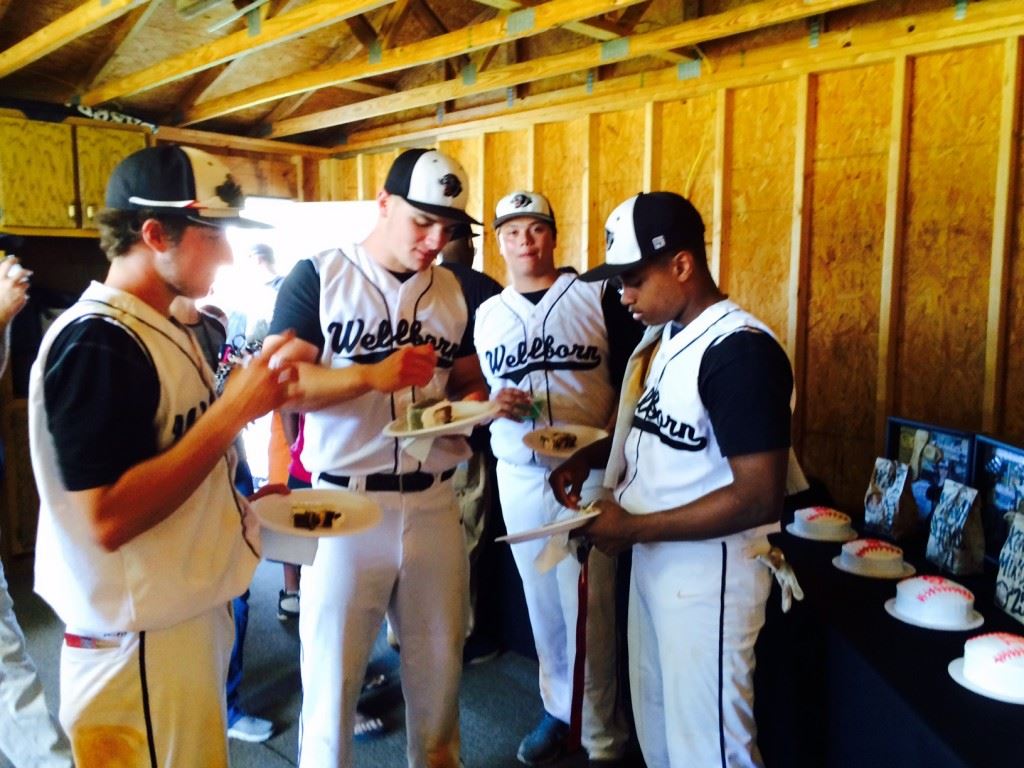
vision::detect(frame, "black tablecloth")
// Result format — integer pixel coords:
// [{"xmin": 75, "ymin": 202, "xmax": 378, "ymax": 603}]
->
[{"xmin": 755, "ymin": 528, "xmax": 1022, "ymax": 768}]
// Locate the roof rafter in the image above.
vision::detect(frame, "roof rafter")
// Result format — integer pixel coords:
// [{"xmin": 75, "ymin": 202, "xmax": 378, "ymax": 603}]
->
[
  {"xmin": 268, "ymin": 0, "xmax": 880, "ymax": 138},
  {"xmin": 78, "ymin": 0, "xmax": 167, "ymax": 91},
  {"xmin": 80, "ymin": 0, "xmax": 393, "ymax": 107},
  {"xmin": 179, "ymin": 0, "xmax": 650, "ymax": 125},
  {"xmin": 0, "ymin": 0, "xmax": 152, "ymax": 80}
]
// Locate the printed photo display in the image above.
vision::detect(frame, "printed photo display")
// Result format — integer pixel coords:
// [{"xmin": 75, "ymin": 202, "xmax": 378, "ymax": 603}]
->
[
  {"xmin": 887, "ymin": 418, "xmax": 974, "ymax": 521},
  {"xmin": 973, "ymin": 436, "xmax": 1024, "ymax": 563}
]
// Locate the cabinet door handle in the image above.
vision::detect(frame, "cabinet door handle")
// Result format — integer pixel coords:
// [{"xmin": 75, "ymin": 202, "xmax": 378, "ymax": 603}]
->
[
  {"xmin": 86, "ymin": 204, "xmax": 96, "ymax": 221},
  {"xmin": 67, "ymin": 203, "xmax": 77, "ymax": 220}
]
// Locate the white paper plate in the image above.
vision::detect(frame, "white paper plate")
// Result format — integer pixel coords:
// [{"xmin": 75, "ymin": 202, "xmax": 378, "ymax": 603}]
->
[
  {"xmin": 884, "ymin": 598, "xmax": 984, "ymax": 631},
  {"xmin": 252, "ymin": 488, "xmax": 381, "ymax": 539},
  {"xmin": 948, "ymin": 658, "xmax": 1024, "ymax": 705},
  {"xmin": 523, "ymin": 425, "xmax": 609, "ymax": 459},
  {"xmin": 383, "ymin": 400, "xmax": 499, "ymax": 438},
  {"xmin": 832, "ymin": 555, "xmax": 915, "ymax": 579},
  {"xmin": 497, "ymin": 509, "xmax": 601, "ymax": 545},
  {"xmin": 785, "ymin": 522, "xmax": 858, "ymax": 542}
]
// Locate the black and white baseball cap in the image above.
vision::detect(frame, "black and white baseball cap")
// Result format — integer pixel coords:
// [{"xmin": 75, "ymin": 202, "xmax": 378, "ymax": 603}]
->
[
  {"xmin": 384, "ymin": 148, "xmax": 480, "ymax": 225},
  {"xmin": 581, "ymin": 192, "xmax": 705, "ymax": 282},
  {"xmin": 492, "ymin": 190, "xmax": 557, "ymax": 230},
  {"xmin": 105, "ymin": 145, "xmax": 268, "ymax": 228}
]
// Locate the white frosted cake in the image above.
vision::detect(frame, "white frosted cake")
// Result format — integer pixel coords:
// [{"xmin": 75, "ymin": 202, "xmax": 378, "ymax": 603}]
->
[
  {"xmin": 839, "ymin": 538, "xmax": 906, "ymax": 577},
  {"xmin": 962, "ymin": 633, "xmax": 1024, "ymax": 701},
  {"xmin": 892, "ymin": 575, "xmax": 977, "ymax": 629},
  {"xmin": 792, "ymin": 506, "xmax": 853, "ymax": 539}
]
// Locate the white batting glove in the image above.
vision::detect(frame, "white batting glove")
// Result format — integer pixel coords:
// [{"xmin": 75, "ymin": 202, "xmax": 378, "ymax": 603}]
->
[{"xmin": 746, "ymin": 542, "xmax": 804, "ymax": 613}]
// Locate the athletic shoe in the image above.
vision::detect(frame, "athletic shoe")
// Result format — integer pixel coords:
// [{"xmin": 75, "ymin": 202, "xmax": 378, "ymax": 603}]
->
[
  {"xmin": 277, "ymin": 589, "xmax": 299, "ymax": 620},
  {"xmin": 353, "ymin": 712, "xmax": 386, "ymax": 741},
  {"xmin": 516, "ymin": 713, "xmax": 569, "ymax": 765},
  {"xmin": 227, "ymin": 714, "xmax": 274, "ymax": 743}
]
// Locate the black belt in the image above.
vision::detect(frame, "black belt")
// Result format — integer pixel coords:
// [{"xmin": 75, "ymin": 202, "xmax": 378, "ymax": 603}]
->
[{"xmin": 320, "ymin": 468, "xmax": 455, "ymax": 493}]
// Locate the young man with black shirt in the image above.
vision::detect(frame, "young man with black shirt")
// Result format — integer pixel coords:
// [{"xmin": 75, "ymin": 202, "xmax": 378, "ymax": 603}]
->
[
  {"xmin": 29, "ymin": 145, "xmax": 294, "ymax": 766},
  {"xmin": 550, "ymin": 192, "xmax": 794, "ymax": 768},
  {"xmin": 475, "ymin": 190, "xmax": 641, "ymax": 767}
]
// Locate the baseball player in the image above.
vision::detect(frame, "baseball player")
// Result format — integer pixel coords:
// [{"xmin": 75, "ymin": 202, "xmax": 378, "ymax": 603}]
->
[
  {"xmin": 28, "ymin": 145, "xmax": 294, "ymax": 767},
  {"xmin": 551, "ymin": 192, "xmax": 794, "ymax": 768},
  {"xmin": 267, "ymin": 148, "xmax": 485, "ymax": 768},
  {"xmin": 475, "ymin": 191, "xmax": 640, "ymax": 766}
]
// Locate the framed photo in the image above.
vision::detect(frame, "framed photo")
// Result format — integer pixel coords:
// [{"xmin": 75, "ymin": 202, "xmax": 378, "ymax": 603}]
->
[
  {"xmin": 885, "ymin": 417, "xmax": 974, "ymax": 522},
  {"xmin": 973, "ymin": 435, "xmax": 1024, "ymax": 563}
]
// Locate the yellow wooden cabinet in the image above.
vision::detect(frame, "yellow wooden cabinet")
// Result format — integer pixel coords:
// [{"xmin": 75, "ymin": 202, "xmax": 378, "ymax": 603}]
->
[
  {"xmin": 75, "ymin": 124, "xmax": 148, "ymax": 229},
  {"xmin": 0, "ymin": 116, "xmax": 147, "ymax": 232},
  {"xmin": 0, "ymin": 117, "xmax": 76, "ymax": 229}
]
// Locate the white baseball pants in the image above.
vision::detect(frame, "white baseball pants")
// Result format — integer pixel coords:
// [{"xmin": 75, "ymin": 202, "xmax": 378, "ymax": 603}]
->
[
  {"xmin": 299, "ymin": 478, "xmax": 466, "ymax": 768},
  {"xmin": 496, "ymin": 460, "xmax": 627, "ymax": 761},
  {"xmin": 628, "ymin": 533, "xmax": 771, "ymax": 768}
]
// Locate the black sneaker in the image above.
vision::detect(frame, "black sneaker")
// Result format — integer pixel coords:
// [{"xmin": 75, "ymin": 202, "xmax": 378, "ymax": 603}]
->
[
  {"xmin": 516, "ymin": 713, "xmax": 569, "ymax": 766},
  {"xmin": 277, "ymin": 590, "xmax": 299, "ymax": 621}
]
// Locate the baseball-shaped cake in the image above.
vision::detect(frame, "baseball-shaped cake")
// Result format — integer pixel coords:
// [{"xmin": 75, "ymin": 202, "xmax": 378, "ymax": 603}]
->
[
  {"xmin": 788, "ymin": 506, "xmax": 854, "ymax": 541},
  {"xmin": 885, "ymin": 575, "xmax": 983, "ymax": 630},
  {"xmin": 949, "ymin": 632, "xmax": 1024, "ymax": 704},
  {"xmin": 834, "ymin": 538, "xmax": 913, "ymax": 578}
]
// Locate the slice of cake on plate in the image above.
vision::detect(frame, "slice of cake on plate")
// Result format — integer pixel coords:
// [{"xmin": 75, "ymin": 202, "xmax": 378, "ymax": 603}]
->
[{"xmin": 406, "ymin": 397, "xmax": 454, "ymax": 430}]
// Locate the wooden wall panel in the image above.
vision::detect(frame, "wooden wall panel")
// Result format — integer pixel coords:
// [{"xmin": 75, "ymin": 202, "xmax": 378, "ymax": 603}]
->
[
  {"xmin": 438, "ymin": 136, "xmax": 484, "ymax": 227},
  {"xmin": 482, "ymin": 128, "xmax": 533, "ymax": 281},
  {"xmin": 366, "ymin": 149, "xmax": 399, "ymax": 199},
  {"xmin": 660, "ymin": 95, "xmax": 717, "ymax": 227},
  {"xmin": 591, "ymin": 108, "xmax": 646, "ymax": 271},
  {"xmin": 536, "ymin": 117, "xmax": 589, "ymax": 274},
  {"xmin": 1005, "ymin": 66, "xmax": 1024, "ymax": 446},
  {"xmin": 725, "ymin": 81, "xmax": 797, "ymax": 338},
  {"xmin": 895, "ymin": 45, "xmax": 1003, "ymax": 430},
  {"xmin": 803, "ymin": 64, "xmax": 892, "ymax": 510}
]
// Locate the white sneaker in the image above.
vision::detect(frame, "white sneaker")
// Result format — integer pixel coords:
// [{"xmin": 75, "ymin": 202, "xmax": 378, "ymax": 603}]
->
[{"xmin": 228, "ymin": 714, "xmax": 274, "ymax": 743}]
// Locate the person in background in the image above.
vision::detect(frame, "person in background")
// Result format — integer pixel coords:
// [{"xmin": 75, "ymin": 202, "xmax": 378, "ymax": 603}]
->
[
  {"xmin": 438, "ymin": 225, "xmax": 504, "ymax": 665},
  {"xmin": 170, "ymin": 295, "xmax": 275, "ymax": 744},
  {"xmin": 475, "ymin": 191, "xmax": 637, "ymax": 767},
  {"xmin": 0, "ymin": 254, "xmax": 73, "ymax": 768},
  {"xmin": 28, "ymin": 145, "xmax": 294, "ymax": 766},
  {"xmin": 551, "ymin": 192, "xmax": 794, "ymax": 768}
]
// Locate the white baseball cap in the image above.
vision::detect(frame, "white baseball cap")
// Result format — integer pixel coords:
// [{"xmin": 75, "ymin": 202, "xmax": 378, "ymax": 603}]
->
[
  {"xmin": 492, "ymin": 190, "xmax": 557, "ymax": 230},
  {"xmin": 384, "ymin": 148, "xmax": 480, "ymax": 225},
  {"xmin": 582, "ymin": 192, "xmax": 705, "ymax": 282}
]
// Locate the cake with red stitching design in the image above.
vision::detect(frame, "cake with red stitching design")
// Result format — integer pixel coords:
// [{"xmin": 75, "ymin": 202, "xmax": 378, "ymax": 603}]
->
[
  {"xmin": 890, "ymin": 575, "xmax": 979, "ymax": 629},
  {"xmin": 838, "ymin": 538, "xmax": 906, "ymax": 577},
  {"xmin": 792, "ymin": 506, "xmax": 853, "ymax": 539},
  {"xmin": 962, "ymin": 633, "xmax": 1024, "ymax": 701}
]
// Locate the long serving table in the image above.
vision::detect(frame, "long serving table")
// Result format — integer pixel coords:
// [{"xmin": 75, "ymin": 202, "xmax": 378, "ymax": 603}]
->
[{"xmin": 754, "ymin": 526, "xmax": 1021, "ymax": 768}]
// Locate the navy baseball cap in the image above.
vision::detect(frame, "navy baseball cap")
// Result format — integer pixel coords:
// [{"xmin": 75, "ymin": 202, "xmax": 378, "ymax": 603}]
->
[
  {"xmin": 581, "ymin": 192, "xmax": 705, "ymax": 282},
  {"xmin": 384, "ymin": 148, "xmax": 480, "ymax": 225},
  {"xmin": 493, "ymin": 190, "xmax": 557, "ymax": 230},
  {"xmin": 105, "ymin": 145, "xmax": 268, "ymax": 228}
]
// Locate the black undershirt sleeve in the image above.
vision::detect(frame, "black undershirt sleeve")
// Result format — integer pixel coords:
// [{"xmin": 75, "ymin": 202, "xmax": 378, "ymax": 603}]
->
[
  {"xmin": 44, "ymin": 318, "xmax": 160, "ymax": 491},
  {"xmin": 269, "ymin": 258, "xmax": 323, "ymax": 351},
  {"xmin": 698, "ymin": 329, "xmax": 794, "ymax": 457},
  {"xmin": 601, "ymin": 284, "xmax": 645, "ymax": 390}
]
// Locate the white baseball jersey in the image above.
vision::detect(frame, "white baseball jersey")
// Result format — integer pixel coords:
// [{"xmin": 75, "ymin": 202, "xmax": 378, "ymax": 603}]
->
[
  {"xmin": 475, "ymin": 274, "xmax": 615, "ymax": 465},
  {"xmin": 29, "ymin": 281, "xmax": 258, "ymax": 633},
  {"xmin": 300, "ymin": 244, "xmax": 471, "ymax": 476},
  {"xmin": 615, "ymin": 298, "xmax": 776, "ymax": 529}
]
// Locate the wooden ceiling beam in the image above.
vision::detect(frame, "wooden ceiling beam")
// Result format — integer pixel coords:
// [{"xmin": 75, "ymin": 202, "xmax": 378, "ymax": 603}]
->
[
  {"xmin": 79, "ymin": 0, "xmax": 167, "ymax": 90},
  {"xmin": 0, "ymin": 0, "xmax": 151, "ymax": 80},
  {"xmin": 79, "ymin": 0, "xmax": 393, "ymax": 107},
  {"xmin": 345, "ymin": 14, "xmax": 381, "ymax": 49},
  {"xmin": 337, "ymin": 0, "xmax": 1024, "ymax": 152},
  {"xmin": 380, "ymin": 0, "xmax": 415, "ymax": 49},
  {"xmin": 171, "ymin": 0, "xmax": 304, "ymax": 120},
  {"xmin": 268, "ymin": 0, "xmax": 881, "ymax": 138},
  {"xmin": 180, "ymin": 0, "xmax": 649, "ymax": 125}
]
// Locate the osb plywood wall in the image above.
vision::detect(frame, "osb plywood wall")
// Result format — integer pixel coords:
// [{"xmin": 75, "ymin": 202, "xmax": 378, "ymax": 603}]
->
[{"xmin": 319, "ymin": 25, "xmax": 1024, "ymax": 514}]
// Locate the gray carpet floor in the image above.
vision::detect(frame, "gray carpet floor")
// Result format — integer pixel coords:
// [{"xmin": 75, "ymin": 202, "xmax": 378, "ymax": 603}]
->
[{"xmin": 2, "ymin": 555, "xmax": 603, "ymax": 768}]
